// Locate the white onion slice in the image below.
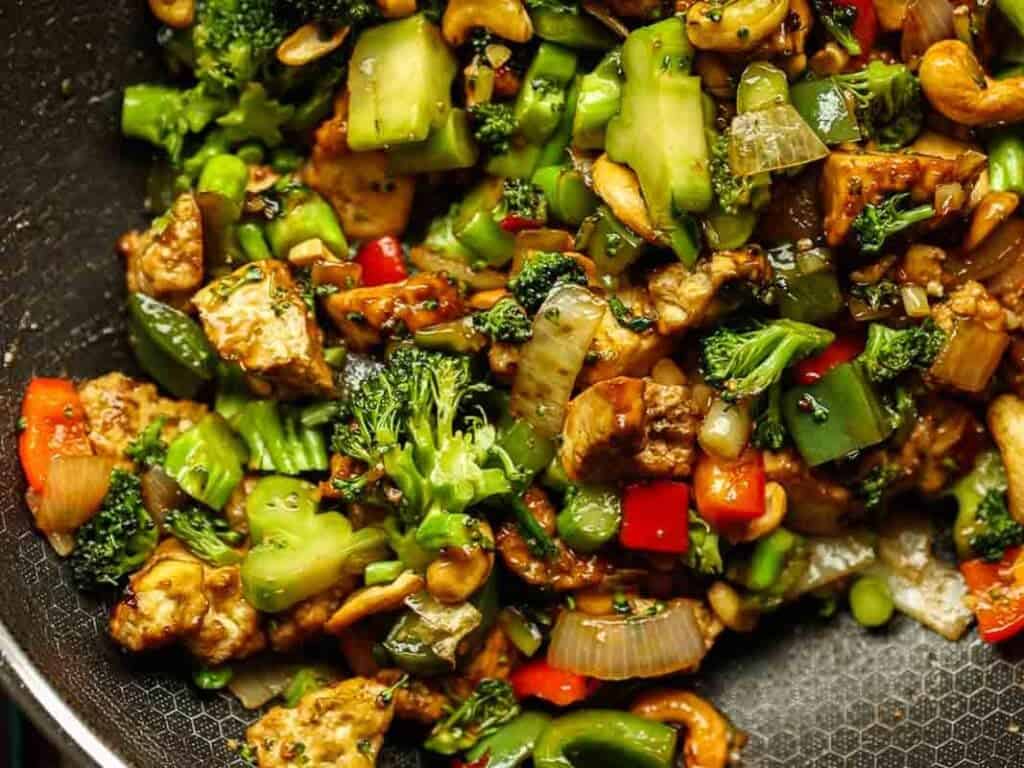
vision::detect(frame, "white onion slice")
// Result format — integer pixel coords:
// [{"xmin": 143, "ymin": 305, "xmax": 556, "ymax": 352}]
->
[
  {"xmin": 698, "ymin": 398, "xmax": 751, "ymax": 460},
  {"xmin": 511, "ymin": 285, "xmax": 606, "ymax": 438},
  {"xmin": 228, "ymin": 660, "xmax": 304, "ymax": 709},
  {"xmin": 36, "ymin": 455, "xmax": 117, "ymax": 534},
  {"xmin": 548, "ymin": 601, "xmax": 707, "ymax": 680},
  {"xmin": 729, "ymin": 105, "xmax": 829, "ymax": 177}
]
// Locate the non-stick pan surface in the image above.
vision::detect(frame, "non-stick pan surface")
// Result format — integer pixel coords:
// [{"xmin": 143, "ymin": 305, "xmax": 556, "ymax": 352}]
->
[{"xmin": 2, "ymin": 2, "xmax": 1024, "ymax": 766}]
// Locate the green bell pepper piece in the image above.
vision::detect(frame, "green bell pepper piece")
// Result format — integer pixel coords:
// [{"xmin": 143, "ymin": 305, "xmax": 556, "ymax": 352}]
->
[
  {"xmin": 533, "ymin": 710, "xmax": 678, "ymax": 768},
  {"xmin": 498, "ymin": 417, "xmax": 557, "ymax": 484},
  {"xmin": 466, "ymin": 712, "xmax": 553, "ymax": 768},
  {"xmin": 988, "ymin": 127, "xmax": 1024, "ymax": 194},
  {"xmin": 537, "ymin": 76, "xmax": 582, "ymax": 169},
  {"xmin": 572, "ymin": 49, "xmax": 623, "ymax": 150},
  {"xmin": 486, "ymin": 143, "xmax": 543, "ymax": 179},
  {"xmin": 497, "ymin": 607, "xmax": 544, "ymax": 657},
  {"xmin": 197, "ymin": 154, "xmax": 249, "ymax": 207},
  {"xmin": 576, "ymin": 204, "xmax": 646, "ymax": 276},
  {"xmin": 790, "ymin": 78, "xmax": 861, "ymax": 145},
  {"xmin": 532, "ymin": 166, "xmax": 599, "ymax": 226},
  {"xmin": 165, "ymin": 414, "xmax": 247, "ymax": 510},
  {"xmin": 514, "ymin": 43, "xmax": 579, "ymax": 145},
  {"xmin": 782, "ymin": 362, "xmax": 893, "ymax": 466},
  {"xmin": 265, "ymin": 188, "xmax": 347, "ymax": 258},
  {"xmin": 703, "ymin": 206, "xmax": 758, "ymax": 250},
  {"xmin": 364, "ymin": 560, "xmax": 406, "ymax": 586},
  {"xmin": 127, "ymin": 313, "xmax": 206, "ymax": 400},
  {"xmin": 531, "ymin": 9, "xmax": 618, "ymax": 49},
  {"xmin": 557, "ymin": 486, "xmax": 622, "ymax": 553},
  {"xmin": 236, "ymin": 222, "xmax": 272, "ymax": 261},
  {"xmin": 768, "ymin": 244, "xmax": 843, "ymax": 323},
  {"xmin": 736, "ymin": 62, "xmax": 790, "ymax": 113},
  {"xmin": 454, "ymin": 181, "xmax": 515, "ymax": 267},
  {"xmin": 127, "ymin": 293, "xmax": 216, "ymax": 397},
  {"xmin": 389, "ymin": 108, "xmax": 480, "ymax": 174}
]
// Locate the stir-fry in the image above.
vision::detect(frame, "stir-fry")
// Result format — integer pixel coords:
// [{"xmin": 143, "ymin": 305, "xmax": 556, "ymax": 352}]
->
[{"xmin": 18, "ymin": 0, "xmax": 1024, "ymax": 764}]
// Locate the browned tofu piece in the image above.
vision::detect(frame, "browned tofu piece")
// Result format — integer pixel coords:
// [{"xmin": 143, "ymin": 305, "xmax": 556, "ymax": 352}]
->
[
  {"xmin": 305, "ymin": 94, "xmax": 416, "ymax": 240},
  {"xmin": 820, "ymin": 152, "xmax": 962, "ymax": 247},
  {"xmin": 581, "ymin": 289, "xmax": 673, "ymax": 385},
  {"xmin": 193, "ymin": 261, "xmax": 334, "ymax": 398},
  {"xmin": 324, "ymin": 272, "xmax": 465, "ymax": 351},
  {"xmin": 560, "ymin": 377, "xmax": 700, "ymax": 482},
  {"xmin": 246, "ymin": 678, "xmax": 394, "ymax": 768},
  {"xmin": 118, "ymin": 193, "xmax": 204, "ymax": 310},
  {"xmin": 78, "ymin": 372, "xmax": 206, "ymax": 458}
]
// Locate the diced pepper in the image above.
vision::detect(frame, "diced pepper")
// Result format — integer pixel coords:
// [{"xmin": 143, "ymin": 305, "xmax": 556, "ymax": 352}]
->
[
  {"xmin": 509, "ymin": 659, "xmax": 593, "ymax": 707},
  {"xmin": 498, "ymin": 607, "xmax": 544, "ymax": 658},
  {"xmin": 454, "ymin": 180, "xmax": 516, "ymax": 267},
  {"xmin": 768, "ymin": 245, "xmax": 844, "ymax": 324},
  {"xmin": 127, "ymin": 293, "xmax": 217, "ymax": 399},
  {"xmin": 620, "ymin": 480, "xmax": 691, "ymax": 553},
  {"xmin": 500, "ymin": 215, "xmax": 545, "ymax": 233},
  {"xmin": 840, "ymin": 0, "xmax": 878, "ymax": 57},
  {"xmin": 197, "ymin": 154, "xmax": 249, "ymax": 207},
  {"xmin": 790, "ymin": 78, "xmax": 862, "ymax": 145},
  {"xmin": 736, "ymin": 62, "xmax": 790, "ymax": 114},
  {"xmin": 782, "ymin": 361, "xmax": 893, "ymax": 467},
  {"xmin": 533, "ymin": 710, "xmax": 677, "ymax": 768},
  {"xmin": 19, "ymin": 378, "xmax": 93, "ymax": 492},
  {"xmin": 961, "ymin": 547, "xmax": 1024, "ymax": 643},
  {"xmin": 531, "ymin": 166, "xmax": 599, "ymax": 228},
  {"xmin": 355, "ymin": 236, "xmax": 409, "ymax": 286},
  {"xmin": 694, "ymin": 452, "xmax": 766, "ymax": 529},
  {"xmin": 165, "ymin": 414, "xmax": 247, "ymax": 510},
  {"xmin": 466, "ymin": 711, "xmax": 553, "ymax": 768},
  {"xmin": 513, "ymin": 44, "xmax": 579, "ymax": 146},
  {"xmin": 792, "ymin": 335, "xmax": 864, "ymax": 384},
  {"xmin": 576, "ymin": 204, "xmax": 646, "ymax": 276}
]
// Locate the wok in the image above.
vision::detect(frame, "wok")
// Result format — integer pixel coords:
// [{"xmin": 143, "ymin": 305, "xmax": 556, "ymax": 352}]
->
[{"xmin": 1, "ymin": 2, "xmax": 1023, "ymax": 766}]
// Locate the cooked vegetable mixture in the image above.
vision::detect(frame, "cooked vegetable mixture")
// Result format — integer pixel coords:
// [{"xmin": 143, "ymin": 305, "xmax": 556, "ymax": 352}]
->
[{"xmin": 20, "ymin": 0, "xmax": 1024, "ymax": 764}]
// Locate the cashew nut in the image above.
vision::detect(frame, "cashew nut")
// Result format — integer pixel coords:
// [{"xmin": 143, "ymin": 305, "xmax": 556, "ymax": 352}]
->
[
  {"xmin": 426, "ymin": 523, "xmax": 495, "ymax": 604},
  {"xmin": 964, "ymin": 192, "xmax": 1020, "ymax": 252},
  {"xmin": 686, "ymin": 0, "xmax": 790, "ymax": 54},
  {"xmin": 591, "ymin": 154, "xmax": 658, "ymax": 243},
  {"xmin": 707, "ymin": 581, "xmax": 759, "ymax": 633},
  {"xmin": 442, "ymin": 0, "xmax": 534, "ymax": 47},
  {"xmin": 730, "ymin": 481, "xmax": 787, "ymax": 543},
  {"xmin": 632, "ymin": 689, "xmax": 736, "ymax": 768},
  {"xmin": 324, "ymin": 571, "xmax": 424, "ymax": 634},
  {"xmin": 277, "ymin": 23, "xmax": 350, "ymax": 67},
  {"xmin": 921, "ymin": 40, "xmax": 1024, "ymax": 127},
  {"xmin": 148, "ymin": 0, "xmax": 194, "ymax": 29},
  {"xmin": 987, "ymin": 395, "xmax": 1024, "ymax": 524}
]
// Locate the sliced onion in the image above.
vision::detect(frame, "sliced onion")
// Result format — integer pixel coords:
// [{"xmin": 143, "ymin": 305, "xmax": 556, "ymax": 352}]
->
[
  {"xmin": 36, "ymin": 456, "xmax": 117, "ymax": 534},
  {"xmin": 140, "ymin": 465, "xmax": 187, "ymax": 527},
  {"xmin": 404, "ymin": 591, "xmax": 482, "ymax": 664},
  {"xmin": 947, "ymin": 218, "xmax": 1024, "ymax": 282},
  {"xmin": 409, "ymin": 246, "xmax": 508, "ymax": 291},
  {"xmin": 228, "ymin": 659, "xmax": 304, "ymax": 709},
  {"xmin": 698, "ymin": 398, "xmax": 751, "ymax": 460},
  {"xmin": 547, "ymin": 600, "xmax": 707, "ymax": 680},
  {"xmin": 511, "ymin": 285, "xmax": 606, "ymax": 438},
  {"xmin": 729, "ymin": 105, "xmax": 828, "ymax": 177},
  {"xmin": 787, "ymin": 532, "xmax": 877, "ymax": 597},
  {"xmin": 929, "ymin": 319, "xmax": 1009, "ymax": 393},
  {"xmin": 901, "ymin": 0, "xmax": 954, "ymax": 67},
  {"xmin": 901, "ymin": 284, "xmax": 931, "ymax": 318}
]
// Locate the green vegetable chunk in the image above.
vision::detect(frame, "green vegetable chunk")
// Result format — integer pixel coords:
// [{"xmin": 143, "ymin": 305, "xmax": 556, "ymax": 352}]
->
[
  {"xmin": 557, "ymin": 485, "xmax": 622, "ymax": 553},
  {"xmin": 165, "ymin": 506, "xmax": 243, "ymax": 567},
  {"xmin": 532, "ymin": 166, "xmax": 598, "ymax": 227},
  {"xmin": 849, "ymin": 575, "xmax": 894, "ymax": 628},
  {"xmin": 165, "ymin": 414, "xmax": 248, "ymax": 510},
  {"xmin": 466, "ymin": 712, "xmax": 553, "ymax": 768},
  {"xmin": 572, "ymin": 49, "xmax": 623, "ymax": 150},
  {"xmin": 197, "ymin": 154, "xmax": 250, "ymax": 206},
  {"xmin": 347, "ymin": 13, "xmax": 456, "ymax": 151},
  {"xmin": 127, "ymin": 293, "xmax": 216, "ymax": 399},
  {"xmin": 531, "ymin": 8, "xmax": 618, "ymax": 50},
  {"xmin": 951, "ymin": 451, "xmax": 1013, "ymax": 560},
  {"xmin": 264, "ymin": 185, "xmax": 347, "ymax": 258},
  {"xmin": 988, "ymin": 126, "xmax": 1024, "ymax": 194},
  {"xmin": 533, "ymin": 710, "xmax": 678, "ymax": 768},
  {"xmin": 389, "ymin": 108, "xmax": 480, "ymax": 173},
  {"xmin": 513, "ymin": 44, "xmax": 579, "ymax": 145},
  {"xmin": 767, "ymin": 245, "xmax": 843, "ymax": 324},
  {"xmin": 736, "ymin": 62, "xmax": 790, "ymax": 114}
]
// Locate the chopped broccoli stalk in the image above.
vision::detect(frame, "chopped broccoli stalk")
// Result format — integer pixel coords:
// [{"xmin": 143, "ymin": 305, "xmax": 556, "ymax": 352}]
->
[
  {"xmin": 513, "ymin": 43, "xmax": 578, "ymax": 145},
  {"xmin": 857, "ymin": 320, "xmax": 946, "ymax": 383},
  {"xmin": 241, "ymin": 476, "xmax": 389, "ymax": 612},
  {"xmin": 70, "ymin": 470, "xmax": 158, "ymax": 591},
  {"xmin": 473, "ymin": 298, "xmax": 534, "ymax": 343},
  {"xmin": 125, "ymin": 417, "xmax": 168, "ymax": 468},
  {"xmin": 347, "ymin": 13, "xmax": 456, "ymax": 151},
  {"xmin": 424, "ymin": 679, "xmax": 521, "ymax": 755},
  {"xmin": 164, "ymin": 506, "xmax": 243, "ymax": 567},
  {"xmin": 684, "ymin": 511, "xmax": 724, "ymax": 576},
  {"xmin": 970, "ymin": 490, "xmax": 1024, "ymax": 562},
  {"xmin": 192, "ymin": 0, "xmax": 290, "ymax": 89},
  {"xmin": 833, "ymin": 61, "xmax": 924, "ymax": 149},
  {"xmin": 331, "ymin": 347, "xmax": 522, "ymax": 550},
  {"xmin": 812, "ymin": 0, "xmax": 863, "ymax": 55},
  {"xmin": 851, "ymin": 193, "xmax": 935, "ymax": 253},
  {"xmin": 165, "ymin": 414, "xmax": 248, "ymax": 511},
  {"xmin": 607, "ymin": 296, "xmax": 655, "ymax": 334},
  {"xmin": 470, "ymin": 103, "xmax": 518, "ymax": 156},
  {"xmin": 751, "ymin": 383, "xmax": 787, "ymax": 451},
  {"xmin": 501, "ymin": 178, "xmax": 548, "ymax": 224},
  {"xmin": 701, "ymin": 319, "xmax": 835, "ymax": 402},
  {"xmin": 856, "ymin": 463, "xmax": 903, "ymax": 513},
  {"xmin": 509, "ymin": 251, "xmax": 588, "ymax": 313},
  {"xmin": 951, "ymin": 451, "xmax": 1013, "ymax": 560}
]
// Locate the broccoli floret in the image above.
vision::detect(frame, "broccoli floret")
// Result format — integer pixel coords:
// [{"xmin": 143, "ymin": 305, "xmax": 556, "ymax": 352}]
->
[
  {"xmin": 700, "ymin": 319, "xmax": 835, "ymax": 402},
  {"xmin": 70, "ymin": 470, "xmax": 158, "ymax": 591},
  {"xmin": 684, "ymin": 511, "xmax": 723, "ymax": 576},
  {"xmin": 332, "ymin": 347, "xmax": 520, "ymax": 549},
  {"xmin": 164, "ymin": 506, "xmax": 244, "ymax": 567},
  {"xmin": 125, "ymin": 417, "xmax": 168, "ymax": 468},
  {"xmin": 951, "ymin": 450, "xmax": 1010, "ymax": 560},
  {"xmin": 469, "ymin": 102, "xmax": 518, "ymax": 156},
  {"xmin": 424, "ymin": 679, "xmax": 520, "ymax": 755},
  {"xmin": 501, "ymin": 178, "xmax": 548, "ymax": 224},
  {"xmin": 969, "ymin": 490, "xmax": 1024, "ymax": 562},
  {"xmin": 608, "ymin": 295, "xmax": 656, "ymax": 333},
  {"xmin": 851, "ymin": 193, "xmax": 935, "ymax": 253},
  {"xmin": 281, "ymin": 0, "xmax": 380, "ymax": 25},
  {"xmin": 848, "ymin": 278, "xmax": 901, "ymax": 313},
  {"xmin": 509, "ymin": 251, "xmax": 588, "ymax": 313},
  {"xmin": 856, "ymin": 463, "xmax": 903, "ymax": 513},
  {"xmin": 215, "ymin": 83, "xmax": 295, "ymax": 147},
  {"xmin": 834, "ymin": 61, "xmax": 924, "ymax": 149},
  {"xmin": 121, "ymin": 83, "xmax": 232, "ymax": 161},
  {"xmin": 193, "ymin": 0, "xmax": 291, "ymax": 89},
  {"xmin": 812, "ymin": 0, "xmax": 863, "ymax": 55},
  {"xmin": 473, "ymin": 298, "xmax": 534, "ymax": 343},
  {"xmin": 751, "ymin": 382, "xmax": 787, "ymax": 450},
  {"xmin": 710, "ymin": 132, "xmax": 770, "ymax": 215},
  {"xmin": 858, "ymin": 320, "xmax": 946, "ymax": 383}
]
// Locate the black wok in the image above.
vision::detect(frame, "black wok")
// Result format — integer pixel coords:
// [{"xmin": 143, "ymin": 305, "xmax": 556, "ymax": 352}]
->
[{"xmin": 0, "ymin": 2, "xmax": 1022, "ymax": 766}]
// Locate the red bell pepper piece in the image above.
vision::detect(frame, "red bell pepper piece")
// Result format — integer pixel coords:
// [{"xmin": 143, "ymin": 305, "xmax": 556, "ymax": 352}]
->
[
  {"xmin": 453, "ymin": 758, "xmax": 490, "ymax": 768},
  {"xmin": 793, "ymin": 335, "xmax": 864, "ymax": 385},
  {"xmin": 355, "ymin": 235, "xmax": 408, "ymax": 286},
  {"xmin": 836, "ymin": 0, "xmax": 878, "ymax": 58},
  {"xmin": 19, "ymin": 378, "xmax": 92, "ymax": 492},
  {"xmin": 620, "ymin": 481, "xmax": 691, "ymax": 554},
  {"xmin": 510, "ymin": 660, "xmax": 594, "ymax": 707},
  {"xmin": 500, "ymin": 214, "xmax": 543, "ymax": 233},
  {"xmin": 961, "ymin": 548, "xmax": 1024, "ymax": 644},
  {"xmin": 694, "ymin": 451, "xmax": 766, "ymax": 529}
]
